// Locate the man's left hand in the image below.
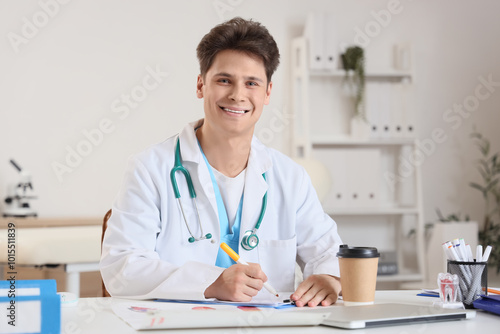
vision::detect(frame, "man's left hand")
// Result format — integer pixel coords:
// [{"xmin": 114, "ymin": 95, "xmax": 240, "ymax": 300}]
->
[{"xmin": 290, "ymin": 274, "xmax": 341, "ymax": 307}]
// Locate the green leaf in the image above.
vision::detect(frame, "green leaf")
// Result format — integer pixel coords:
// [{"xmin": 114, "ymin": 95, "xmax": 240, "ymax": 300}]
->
[
  {"xmin": 479, "ymin": 159, "xmax": 491, "ymax": 177},
  {"xmin": 477, "ymin": 166, "xmax": 489, "ymax": 182},
  {"xmin": 435, "ymin": 208, "xmax": 446, "ymax": 222},
  {"xmin": 484, "ymin": 140, "xmax": 491, "ymax": 156},
  {"xmin": 470, "ymin": 182, "xmax": 485, "ymax": 193},
  {"xmin": 491, "ymin": 153, "xmax": 498, "ymax": 166},
  {"xmin": 485, "ymin": 178, "xmax": 500, "ymax": 192}
]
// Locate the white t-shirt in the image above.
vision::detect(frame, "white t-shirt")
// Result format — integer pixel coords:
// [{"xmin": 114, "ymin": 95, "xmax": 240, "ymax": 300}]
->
[{"xmin": 212, "ymin": 167, "xmax": 246, "ymax": 231}]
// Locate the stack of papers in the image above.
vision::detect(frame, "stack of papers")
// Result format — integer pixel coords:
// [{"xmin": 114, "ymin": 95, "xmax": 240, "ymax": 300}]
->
[{"xmin": 417, "ymin": 289, "xmax": 439, "ymax": 297}]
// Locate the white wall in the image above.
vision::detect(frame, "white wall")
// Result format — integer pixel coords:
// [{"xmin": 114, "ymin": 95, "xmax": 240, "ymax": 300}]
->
[{"xmin": 1, "ymin": 0, "xmax": 499, "ymax": 227}]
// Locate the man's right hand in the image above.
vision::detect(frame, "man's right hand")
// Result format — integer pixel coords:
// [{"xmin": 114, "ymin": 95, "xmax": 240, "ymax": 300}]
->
[{"xmin": 204, "ymin": 263, "xmax": 267, "ymax": 301}]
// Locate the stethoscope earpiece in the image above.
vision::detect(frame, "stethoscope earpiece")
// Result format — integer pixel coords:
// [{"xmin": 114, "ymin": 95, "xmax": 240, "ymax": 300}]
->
[{"xmin": 188, "ymin": 234, "xmax": 212, "ymax": 243}]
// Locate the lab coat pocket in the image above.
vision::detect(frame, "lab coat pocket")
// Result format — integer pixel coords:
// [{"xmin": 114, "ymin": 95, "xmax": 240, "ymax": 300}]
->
[{"xmin": 258, "ymin": 236, "xmax": 297, "ymax": 292}]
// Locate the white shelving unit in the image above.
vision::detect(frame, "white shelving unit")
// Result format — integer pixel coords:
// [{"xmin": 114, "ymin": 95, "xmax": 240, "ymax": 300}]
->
[{"xmin": 291, "ymin": 36, "xmax": 425, "ymax": 285}]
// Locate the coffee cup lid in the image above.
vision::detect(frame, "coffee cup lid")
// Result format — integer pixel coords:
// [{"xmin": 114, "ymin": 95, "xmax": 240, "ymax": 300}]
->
[{"xmin": 336, "ymin": 244, "xmax": 380, "ymax": 258}]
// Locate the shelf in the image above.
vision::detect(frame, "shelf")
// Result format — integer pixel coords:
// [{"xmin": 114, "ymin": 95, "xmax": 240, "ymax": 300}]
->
[
  {"xmin": 307, "ymin": 69, "xmax": 412, "ymax": 80},
  {"xmin": 311, "ymin": 135, "xmax": 415, "ymax": 147},
  {"xmin": 327, "ymin": 207, "xmax": 419, "ymax": 216},
  {"xmin": 377, "ymin": 272, "xmax": 423, "ymax": 283},
  {"xmin": 291, "ymin": 36, "xmax": 425, "ymax": 286}
]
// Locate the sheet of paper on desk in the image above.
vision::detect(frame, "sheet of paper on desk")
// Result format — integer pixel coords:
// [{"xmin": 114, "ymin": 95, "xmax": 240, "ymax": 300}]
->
[
  {"xmin": 111, "ymin": 300, "xmax": 329, "ymax": 330},
  {"xmin": 156, "ymin": 291, "xmax": 295, "ymax": 308}
]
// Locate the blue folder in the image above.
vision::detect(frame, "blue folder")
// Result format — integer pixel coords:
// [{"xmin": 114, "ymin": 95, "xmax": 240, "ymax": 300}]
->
[
  {"xmin": 473, "ymin": 294, "xmax": 500, "ymax": 316},
  {"xmin": 0, "ymin": 279, "xmax": 61, "ymax": 333}
]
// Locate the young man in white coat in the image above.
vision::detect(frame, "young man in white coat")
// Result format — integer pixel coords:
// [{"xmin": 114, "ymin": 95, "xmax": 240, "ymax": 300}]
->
[{"xmin": 100, "ymin": 17, "xmax": 343, "ymax": 307}]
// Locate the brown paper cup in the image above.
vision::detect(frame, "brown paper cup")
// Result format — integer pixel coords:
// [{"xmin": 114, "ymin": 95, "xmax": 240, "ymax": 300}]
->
[{"xmin": 337, "ymin": 245, "xmax": 380, "ymax": 306}]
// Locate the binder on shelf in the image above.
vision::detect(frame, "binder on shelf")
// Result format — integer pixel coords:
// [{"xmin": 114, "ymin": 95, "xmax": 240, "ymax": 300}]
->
[
  {"xmin": 346, "ymin": 149, "xmax": 381, "ymax": 208},
  {"xmin": 325, "ymin": 13, "xmax": 339, "ymax": 70},
  {"xmin": 321, "ymin": 149, "xmax": 349, "ymax": 210},
  {"xmin": 365, "ymin": 82, "xmax": 381, "ymax": 139},
  {"xmin": 304, "ymin": 12, "xmax": 326, "ymax": 70},
  {"xmin": 390, "ymin": 83, "xmax": 405, "ymax": 139},
  {"xmin": 0, "ymin": 279, "xmax": 61, "ymax": 334},
  {"xmin": 400, "ymin": 79, "xmax": 415, "ymax": 138},
  {"xmin": 318, "ymin": 149, "xmax": 381, "ymax": 210},
  {"xmin": 376, "ymin": 83, "xmax": 392, "ymax": 139}
]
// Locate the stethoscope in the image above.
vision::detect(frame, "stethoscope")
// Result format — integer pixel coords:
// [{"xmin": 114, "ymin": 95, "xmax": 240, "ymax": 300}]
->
[{"xmin": 170, "ymin": 138, "xmax": 267, "ymax": 250}]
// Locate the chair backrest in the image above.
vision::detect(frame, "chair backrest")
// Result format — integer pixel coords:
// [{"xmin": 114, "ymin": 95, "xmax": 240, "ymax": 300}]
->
[{"xmin": 101, "ymin": 209, "xmax": 112, "ymax": 297}]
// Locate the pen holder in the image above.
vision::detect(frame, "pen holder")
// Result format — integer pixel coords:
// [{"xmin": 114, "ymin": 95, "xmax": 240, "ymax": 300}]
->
[{"xmin": 447, "ymin": 260, "xmax": 487, "ymax": 308}]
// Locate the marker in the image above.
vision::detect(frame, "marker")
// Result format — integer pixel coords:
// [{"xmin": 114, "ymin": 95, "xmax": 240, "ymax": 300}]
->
[
  {"xmin": 466, "ymin": 244, "xmax": 474, "ymax": 262},
  {"xmin": 220, "ymin": 242, "xmax": 279, "ymax": 297},
  {"xmin": 482, "ymin": 245, "xmax": 492, "ymax": 262},
  {"xmin": 476, "ymin": 245, "xmax": 483, "ymax": 262},
  {"xmin": 459, "ymin": 238, "xmax": 469, "ymax": 261},
  {"xmin": 452, "ymin": 239, "xmax": 465, "ymax": 261},
  {"xmin": 445, "ymin": 241, "xmax": 460, "ymax": 261},
  {"xmin": 442, "ymin": 242, "xmax": 452, "ymax": 260}
]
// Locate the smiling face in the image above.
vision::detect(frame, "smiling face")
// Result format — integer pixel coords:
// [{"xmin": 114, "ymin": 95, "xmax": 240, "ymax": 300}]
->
[{"xmin": 196, "ymin": 49, "xmax": 272, "ymax": 138}]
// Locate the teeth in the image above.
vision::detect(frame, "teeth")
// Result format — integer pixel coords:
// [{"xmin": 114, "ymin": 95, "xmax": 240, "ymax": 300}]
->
[{"xmin": 223, "ymin": 107, "xmax": 246, "ymax": 114}]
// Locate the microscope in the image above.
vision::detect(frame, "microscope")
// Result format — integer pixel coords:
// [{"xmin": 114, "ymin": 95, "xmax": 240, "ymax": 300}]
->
[{"xmin": 3, "ymin": 159, "xmax": 37, "ymax": 217}]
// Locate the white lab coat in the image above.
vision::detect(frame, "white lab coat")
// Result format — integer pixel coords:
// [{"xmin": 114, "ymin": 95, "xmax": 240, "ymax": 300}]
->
[{"xmin": 100, "ymin": 119, "xmax": 342, "ymax": 300}]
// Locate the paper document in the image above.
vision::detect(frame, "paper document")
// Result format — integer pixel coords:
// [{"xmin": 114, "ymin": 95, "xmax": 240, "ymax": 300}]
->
[
  {"xmin": 157, "ymin": 291, "xmax": 293, "ymax": 309},
  {"xmin": 111, "ymin": 300, "xmax": 329, "ymax": 330}
]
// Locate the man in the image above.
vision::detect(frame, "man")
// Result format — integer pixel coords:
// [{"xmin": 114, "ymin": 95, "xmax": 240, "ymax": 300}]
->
[{"xmin": 101, "ymin": 17, "xmax": 342, "ymax": 307}]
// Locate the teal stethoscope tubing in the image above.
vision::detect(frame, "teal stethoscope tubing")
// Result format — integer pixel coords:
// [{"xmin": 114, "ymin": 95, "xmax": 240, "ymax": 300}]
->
[
  {"xmin": 170, "ymin": 138, "xmax": 211, "ymax": 242},
  {"xmin": 170, "ymin": 137, "xmax": 267, "ymax": 247}
]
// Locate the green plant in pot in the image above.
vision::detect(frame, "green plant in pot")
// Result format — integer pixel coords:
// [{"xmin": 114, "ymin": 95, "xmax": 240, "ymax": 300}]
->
[
  {"xmin": 470, "ymin": 132, "xmax": 500, "ymax": 273},
  {"xmin": 341, "ymin": 46, "xmax": 366, "ymax": 120}
]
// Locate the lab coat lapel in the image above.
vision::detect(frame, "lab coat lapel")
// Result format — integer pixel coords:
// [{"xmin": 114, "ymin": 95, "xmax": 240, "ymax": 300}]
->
[
  {"xmin": 178, "ymin": 120, "xmax": 220, "ymax": 242},
  {"xmin": 240, "ymin": 137, "xmax": 272, "ymax": 261}
]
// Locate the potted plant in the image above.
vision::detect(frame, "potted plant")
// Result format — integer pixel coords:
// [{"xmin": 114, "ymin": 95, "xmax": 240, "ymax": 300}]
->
[
  {"xmin": 470, "ymin": 132, "xmax": 500, "ymax": 274},
  {"xmin": 341, "ymin": 46, "xmax": 368, "ymax": 139}
]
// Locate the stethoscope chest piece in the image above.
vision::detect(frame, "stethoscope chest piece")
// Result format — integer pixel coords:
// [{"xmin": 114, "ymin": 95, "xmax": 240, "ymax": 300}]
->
[{"xmin": 241, "ymin": 229, "xmax": 259, "ymax": 250}]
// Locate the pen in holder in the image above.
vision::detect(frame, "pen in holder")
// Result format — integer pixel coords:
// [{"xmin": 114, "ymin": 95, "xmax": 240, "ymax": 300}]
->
[{"xmin": 447, "ymin": 260, "xmax": 487, "ymax": 308}]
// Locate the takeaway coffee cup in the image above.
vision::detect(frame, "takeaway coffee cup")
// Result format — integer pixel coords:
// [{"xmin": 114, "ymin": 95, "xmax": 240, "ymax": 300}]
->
[{"xmin": 337, "ymin": 244, "xmax": 380, "ymax": 306}]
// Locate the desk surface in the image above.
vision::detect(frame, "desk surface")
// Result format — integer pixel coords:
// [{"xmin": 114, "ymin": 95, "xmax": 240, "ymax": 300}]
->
[{"xmin": 61, "ymin": 290, "xmax": 499, "ymax": 333}]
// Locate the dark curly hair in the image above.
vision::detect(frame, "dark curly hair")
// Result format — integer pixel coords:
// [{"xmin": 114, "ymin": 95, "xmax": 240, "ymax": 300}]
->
[{"xmin": 196, "ymin": 17, "xmax": 280, "ymax": 83}]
